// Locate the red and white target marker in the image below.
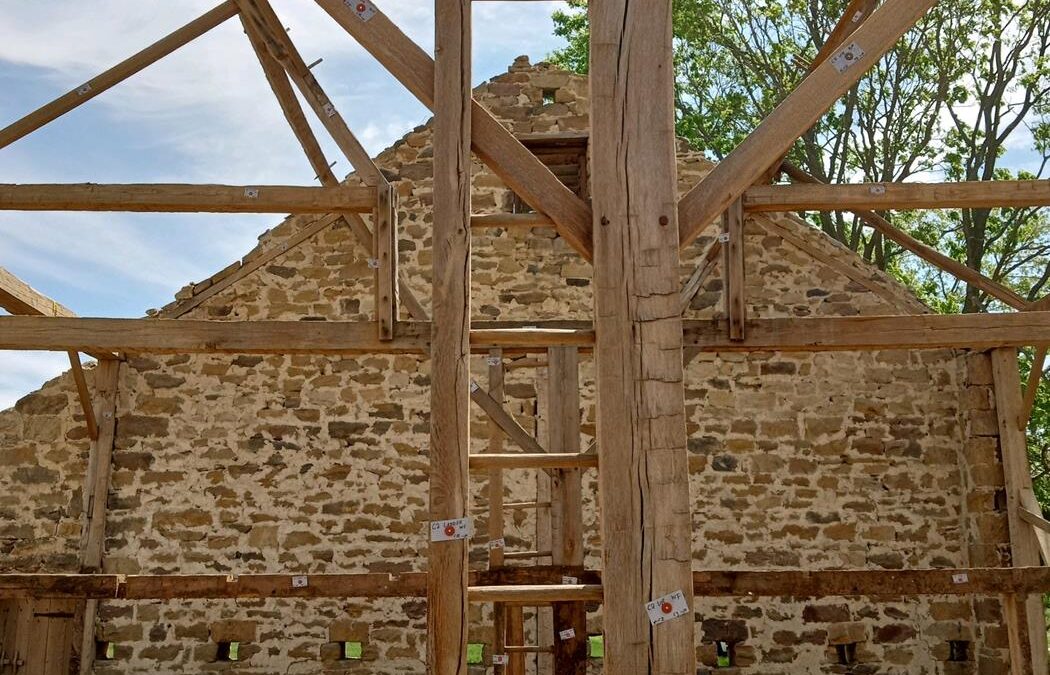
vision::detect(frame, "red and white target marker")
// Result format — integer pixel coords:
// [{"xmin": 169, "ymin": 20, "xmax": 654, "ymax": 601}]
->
[
  {"xmin": 645, "ymin": 590, "xmax": 690, "ymax": 626},
  {"xmin": 492, "ymin": 654, "xmax": 509, "ymax": 665},
  {"xmin": 291, "ymin": 575, "xmax": 309, "ymax": 588},
  {"xmin": 430, "ymin": 517, "xmax": 472, "ymax": 542},
  {"xmin": 344, "ymin": 0, "xmax": 376, "ymax": 21}
]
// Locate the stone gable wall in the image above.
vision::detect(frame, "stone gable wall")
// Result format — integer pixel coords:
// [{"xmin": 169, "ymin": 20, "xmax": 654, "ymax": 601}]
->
[{"xmin": 0, "ymin": 58, "xmax": 1012, "ymax": 673}]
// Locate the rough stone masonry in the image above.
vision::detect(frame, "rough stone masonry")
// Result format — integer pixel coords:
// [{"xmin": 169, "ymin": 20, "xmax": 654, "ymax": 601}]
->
[{"xmin": 0, "ymin": 58, "xmax": 1015, "ymax": 673}]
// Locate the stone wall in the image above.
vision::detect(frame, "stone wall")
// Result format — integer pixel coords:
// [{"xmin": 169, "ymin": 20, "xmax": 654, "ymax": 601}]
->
[{"xmin": 0, "ymin": 58, "xmax": 1014, "ymax": 673}]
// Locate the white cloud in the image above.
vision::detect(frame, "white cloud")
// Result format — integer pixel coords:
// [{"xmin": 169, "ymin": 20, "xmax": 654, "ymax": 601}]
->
[{"xmin": 0, "ymin": 351, "xmax": 71, "ymax": 410}]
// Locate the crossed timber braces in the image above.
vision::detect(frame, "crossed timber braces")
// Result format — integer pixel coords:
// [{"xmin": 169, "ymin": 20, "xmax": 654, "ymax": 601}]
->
[{"xmin": 2, "ymin": 0, "xmax": 1050, "ymax": 673}]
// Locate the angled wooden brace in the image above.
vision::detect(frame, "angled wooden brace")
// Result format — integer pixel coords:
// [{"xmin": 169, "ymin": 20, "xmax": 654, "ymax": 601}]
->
[
  {"xmin": 678, "ymin": 0, "xmax": 938, "ymax": 249},
  {"xmin": 312, "ymin": 0, "xmax": 594, "ymax": 260},
  {"xmin": 238, "ymin": 9, "xmax": 425, "ymax": 324},
  {"xmin": 0, "ymin": 2, "xmax": 239, "ymax": 150}
]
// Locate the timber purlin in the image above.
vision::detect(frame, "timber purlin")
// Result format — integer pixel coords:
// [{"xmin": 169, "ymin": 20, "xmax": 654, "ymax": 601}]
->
[{"xmin": 6, "ymin": 567, "xmax": 1050, "ymax": 600}]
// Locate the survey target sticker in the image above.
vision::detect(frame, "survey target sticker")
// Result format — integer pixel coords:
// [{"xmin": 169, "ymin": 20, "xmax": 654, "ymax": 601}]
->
[
  {"xmin": 345, "ymin": 0, "xmax": 376, "ymax": 21},
  {"xmin": 645, "ymin": 590, "xmax": 690, "ymax": 625},
  {"xmin": 558, "ymin": 628, "xmax": 576, "ymax": 640},
  {"xmin": 431, "ymin": 517, "xmax": 472, "ymax": 542},
  {"xmin": 492, "ymin": 654, "xmax": 509, "ymax": 665}
]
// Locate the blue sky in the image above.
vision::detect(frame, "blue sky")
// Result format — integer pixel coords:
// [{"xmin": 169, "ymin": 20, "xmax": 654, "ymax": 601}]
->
[{"xmin": 0, "ymin": 1, "xmax": 569, "ymax": 407}]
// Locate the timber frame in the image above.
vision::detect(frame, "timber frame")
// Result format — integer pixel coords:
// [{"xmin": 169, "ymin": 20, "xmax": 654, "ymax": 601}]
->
[{"xmin": 1, "ymin": 1, "xmax": 1050, "ymax": 674}]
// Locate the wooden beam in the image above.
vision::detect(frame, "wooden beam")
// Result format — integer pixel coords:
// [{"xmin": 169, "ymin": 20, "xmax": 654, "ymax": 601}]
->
[
  {"xmin": 241, "ymin": 0, "xmax": 387, "ymax": 187},
  {"xmin": 1019, "ymin": 507, "xmax": 1050, "ymax": 536},
  {"xmin": 0, "ymin": 266, "xmax": 75, "ymax": 317},
  {"xmin": 678, "ymin": 0, "xmax": 938, "ymax": 248},
  {"xmin": 12, "ymin": 567, "xmax": 1050, "ymax": 600},
  {"xmin": 67, "ymin": 353, "xmax": 98, "ymax": 442},
  {"xmin": 470, "ymin": 383, "xmax": 547, "ymax": 454},
  {"xmin": 0, "ymin": 2, "xmax": 239, "ymax": 150},
  {"xmin": 723, "ymin": 199, "xmax": 746, "ymax": 340},
  {"xmin": 374, "ymin": 183, "xmax": 398, "ymax": 340},
  {"xmin": 470, "ymin": 586, "xmax": 601, "ymax": 604},
  {"xmin": 429, "ymin": 0, "xmax": 471, "ymax": 671},
  {"xmin": 679, "ymin": 240, "xmax": 721, "ymax": 314},
  {"xmin": 744, "ymin": 179, "xmax": 1050, "ymax": 213},
  {"xmin": 590, "ymin": 0, "xmax": 695, "ymax": 672},
  {"xmin": 779, "ymin": 163, "xmax": 1031, "ymax": 311},
  {"xmin": 7, "ymin": 313, "xmax": 1050, "ymax": 356},
  {"xmin": 484, "ymin": 349, "xmax": 507, "ymax": 669},
  {"xmin": 468, "ymin": 454, "xmax": 597, "ymax": 471},
  {"xmin": 311, "ymin": 0, "xmax": 594, "ymax": 259},
  {"xmin": 548, "ymin": 347, "xmax": 586, "ymax": 675},
  {"xmin": 1022, "ymin": 346, "xmax": 1047, "ymax": 429},
  {"xmin": 76, "ymin": 360, "xmax": 119, "ymax": 675},
  {"xmin": 0, "ymin": 184, "xmax": 374, "ymax": 214},
  {"xmin": 683, "ymin": 312, "xmax": 1050, "ymax": 352},
  {"xmin": 991, "ymin": 349, "xmax": 1049, "ymax": 673}
]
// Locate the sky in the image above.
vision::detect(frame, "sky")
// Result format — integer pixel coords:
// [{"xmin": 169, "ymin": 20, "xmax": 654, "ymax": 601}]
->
[{"xmin": 0, "ymin": 0, "xmax": 569, "ymax": 408}]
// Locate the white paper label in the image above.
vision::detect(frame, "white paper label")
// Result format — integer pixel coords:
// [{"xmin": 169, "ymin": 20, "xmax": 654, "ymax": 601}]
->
[
  {"xmin": 492, "ymin": 654, "xmax": 509, "ymax": 665},
  {"xmin": 469, "ymin": 381, "xmax": 480, "ymax": 393},
  {"xmin": 225, "ymin": 574, "xmax": 237, "ymax": 583},
  {"xmin": 561, "ymin": 575, "xmax": 578, "ymax": 585},
  {"xmin": 831, "ymin": 43, "xmax": 865, "ymax": 73},
  {"xmin": 77, "ymin": 83, "xmax": 92, "ymax": 96},
  {"xmin": 851, "ymin": 10, "xmax": 864, "ymax": 22},
  {"xmin": 717, "ymin": 232, "xmax": 731, "ymax": 243},
  {"xmin": 322, "ymin": 103, "xmax": 337, "ymax": 118},
  {"xmin": 244, "ymin": 187, "xmax": 259, "ymax": 199},
  {"xmin": 346, "ymin": 0, "xmax": 376, "ymax": 21},
  {"xmin": 488, "ymin": 538, "xmax": 505, "ymax": 550},
  {"xmin": 292, "ymin": 575, "xmax": 309, "ymax": 588},
  {"xmin": 486, "ymin": 356, "xmax": 502, "ymax": 367},
  {"xmin": 558, "ymin": 628, "xmax": 576, "ymax": 640},
  {"xmin": 869, "ymin": 184, "xmax": 886, "ymax": 195},
  {"xmin": 645, "ymin": 590, "xmax": 690, "ymax": 625},
  {"xmin": 430, "ymin": 517, "xmax": 472, "ymax": 542},
  {"xmin": 367, "ymin": 257, "xmax": 380, "ymax": 269},
  {"xmin": 952, "ymin": 573, "xmax": 969, "ymax": 584}
]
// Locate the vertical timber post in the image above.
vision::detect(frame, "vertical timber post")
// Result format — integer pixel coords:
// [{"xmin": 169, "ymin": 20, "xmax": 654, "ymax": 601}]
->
[
  {"xmin": 991, "ymin": 348, "xmax": 1049, "ymax": 675},
  {"xmin": 375, "ymin": 182, "xmax": 399, "ymax": 341},
  {"xmin": 78, "ymin": 359, "xmax": 120, "ymax": 675},
  {"xmin": 549, "ymin": 346, "xmax": 586, "ymax": 673},
  {"xmin": 486, "ymin": 349, "xmax": 507, "ymax": 671},
  {"xmin": 429, "ymin": 0, "xmax": 471, "ymax": 672},
  {"xmin": 722, "ymin": 198, "xmax": 746, "ymax": 341},
  {"xmin": 590, "ymin": 0, "xmax": 697, "ymax": 672}
]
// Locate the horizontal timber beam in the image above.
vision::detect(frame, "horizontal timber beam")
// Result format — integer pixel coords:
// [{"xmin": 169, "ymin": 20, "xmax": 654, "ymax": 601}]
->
[
  {"xmin": 468, "ymin": 453, "xmax": 598, "ymax": 471},
  {"xmin": 3, "ymin": 313, "xmax": 1050, "ymax": 354},
  {"xmin": 744, "ymin": 180, "xmax": 1050, "ymax": 213},
  {"xmin": 6, "ymin": 567, "xmax": 1050, "ymax": 600},
  {"xmin": 0, "ymin": 184, "xmax": 375, "ymax": 214}
]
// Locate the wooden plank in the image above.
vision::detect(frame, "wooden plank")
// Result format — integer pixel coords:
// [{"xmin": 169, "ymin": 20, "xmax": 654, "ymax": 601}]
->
[
  {"xmin": 590, "ymin": 0, "xmax": 695, "ymax": 672},
  {"xmin": 679, "ymin": 240, "xmax": 721, "ymax": 314},
  {"xmin": 506, "ymin": 606, "xmax": 526, "ymax": 675},
  {"xmin": 428, "ymin": 0, "xmax": 471, "ymax": 671},
  {"xmin": 470, "ymin": 586, "xmax": 601, "ymax": 604},
  {"xmin": 547, "ymin": 346, "xmax": 585, "ymax": 675},
  {"xmin": 678, "ymin": 0, "xmax": 938, "ymax": 248},
  {"xmin": 469, "ymin": 454, "xmax": 597, "ymax": 471},
  {"xmin": 744, "ymin": 179, "xmax": 1050, "ymax": 213},
  {"xmin": 66, "ymin": 354, "xmax": 98, "ymax": 441},
  {"xmin": 723, "ymin": 199, "xmax": 746, "ymax": 340},
  {"xmin": 0, "ymin": 184, "xmax": 374, "ymax": 214},
  {"xmin": 779, "ymin": 162, "xmax": 1030, "ymax": 311},
  {"xmin": 470, "ymin": 383, "xmax": 548, "ymax": 454},
  {"xmin": 374, "ymin": 184, "xmax": 398, "ymax": 340},
  {"xmin": 0, "ymin": 3, "xmax": 238, "ymax": 150},
  {"xmin": 1022, "ymin": 346, "xmax": 1047, "ymax": 429},
  {"xmin": 1019, "ymin": 507, "xmax": 1050, "ymax": 536},
  {"xmin": 311, "ymin": 0, "xmax": 594, "ymax": 259},
  {"xmin": 991, "ymin": 349, "xmax": 1049, "ymax": 674}
]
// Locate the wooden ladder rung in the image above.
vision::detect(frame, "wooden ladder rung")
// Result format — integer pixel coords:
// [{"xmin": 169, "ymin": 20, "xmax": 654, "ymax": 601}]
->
[
  {"xmin": 504, "ymin": 500, "xmax": 551, "ymax": 510},
  {"xmin": 503, "ymin": 549, "xmax": 552, "ymax": 560}
]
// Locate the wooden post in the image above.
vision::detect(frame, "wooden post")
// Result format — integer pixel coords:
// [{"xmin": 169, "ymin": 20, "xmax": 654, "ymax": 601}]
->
[
  {"xmin": 722, "ymin": 198, "xmax": 746, "ymax": 340},
  {"xmin": 991, "ymin": 348, "xmax": 1049, "ymax": 675},
  {"xmin": 78, "ymin": 360, "xmax": 120, "ymax": 675},
  {"xmin": 487, "ymin": 349, "xmax": 507, "ymax": 670},
  {"xmin": 375, "ymin": 183, "xmax": 398, "ymax": 341},
  {"xmin": 506, "ymin": 606, "xmax": 526, "ymax": 675},
  {"xmin": 548, "ymin": 347, "xmax": 586, "ymax": 674},
  {"xmin": 590, "ymin": 0, "xmax": 696, "ymax": 672},
  {"xmin": 428, "ymin": 0, "xmax": 471, "ymax": 672}
]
